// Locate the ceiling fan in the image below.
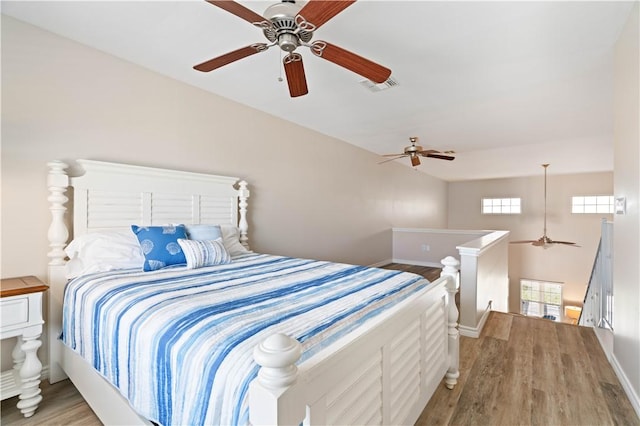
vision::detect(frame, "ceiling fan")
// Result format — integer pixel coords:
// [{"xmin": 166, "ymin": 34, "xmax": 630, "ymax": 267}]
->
[
  {"xmin": 379, "ymin": 137, "xmax": 455, "ymax": 167},
  {"xmin": 193, "ymin": 0, "xmax": 392, "ymax": 98},
  {"xmin": 510, "ymin": 164, "xmax": 579, "ymax": 248}
]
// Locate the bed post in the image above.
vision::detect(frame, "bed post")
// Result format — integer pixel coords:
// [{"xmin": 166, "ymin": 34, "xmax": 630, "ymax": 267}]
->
[
  {"xmin": 440, "ymin": 255, "xmax": 460, "ymax": 390},
  {"xmin": 46, "ymin": 161, "xmax": 70, "ymax": 383},
  {"xmin": 249, "ymin": 333, "xmax": 305, "ymax": 426},
  {"xmin": 238, "ymin": 180, "xmax": 250, "ymax": 249}
]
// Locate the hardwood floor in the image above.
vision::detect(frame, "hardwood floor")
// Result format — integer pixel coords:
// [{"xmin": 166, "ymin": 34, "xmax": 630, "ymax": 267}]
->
[
  {"xmin": 417, "ymin": 311, "xmax": 639, "ymax": 426},
  {"xmin": 379, "ymin": 263, "xmax": 443, "ymax": 282},
  {"xmin": 2, "ymin": 265, "xmax": 637, "ymax": 425},
  {"xmin": 1, "ymin": 379, "xmax": 100, "ymax": 425}
]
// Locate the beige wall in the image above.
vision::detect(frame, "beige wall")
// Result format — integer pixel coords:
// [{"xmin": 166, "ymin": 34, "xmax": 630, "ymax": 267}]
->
[
  {"xmin": 448, "ymin": 172, "xmax": 613, "ymax": 313},
  {"xmin": 0, "ymin": 16, "xmax": 447, "ymax": 369},
  {"xmin": 613, "ymin": 3, "xmax": 640, "ymax": 409}
]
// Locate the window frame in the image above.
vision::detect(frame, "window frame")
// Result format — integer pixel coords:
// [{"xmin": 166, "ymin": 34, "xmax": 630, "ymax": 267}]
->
[
  {"xmin": 481, "ymin": 197, "xmax": 522, "ymax": 215},
  {"xmin": 571, "ymin": 195, "xmax": 614, "ymax": 214},
  {"xmin": 520, "ymin": 278, "xmax": 563, "ymax": 321}
]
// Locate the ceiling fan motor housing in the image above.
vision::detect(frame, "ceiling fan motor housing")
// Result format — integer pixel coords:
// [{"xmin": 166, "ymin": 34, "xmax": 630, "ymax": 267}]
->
[
  {"xmin": 404, "ymin": 144, "xmax": 422, "ymax": 154},
  {"xmin": 262, "ymin": 1, "xmax": 313, "ymax": 52}
]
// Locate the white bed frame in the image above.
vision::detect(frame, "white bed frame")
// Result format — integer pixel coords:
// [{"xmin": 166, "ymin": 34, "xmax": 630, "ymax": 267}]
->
[{"xmin": 47, "ymin": 159, "xmax": 460, "ymax": 426}]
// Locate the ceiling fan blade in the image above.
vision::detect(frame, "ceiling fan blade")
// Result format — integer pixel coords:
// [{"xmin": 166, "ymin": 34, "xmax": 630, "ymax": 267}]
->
[
  {"xmin": 297, "ymin": 0, "xmax": 356, "ymax": 29},
  {"xmin": 283, "ymin": 53, "xmax": 308, "ymax": 98},
  {"xmin": 205, "ymin": 1, "xmax": 266, "ymax": 24},
  {"xmin": 411, "ymin": 156, "xmax": 421, "ymax": 167},
  {"xmin": 378, "ymin": 155, "xmax": 407, "ymax": 164},
  {"xmin": 194, "ymin": 44, "xmax": 267, "ymax": 72},
  {"xmin": 425, "ymin": 153, "xmax": 455, "ymax": 161},
  {"xmin": 510, "ymin": 240, "xmax": 538, "ymax": 244},
  {"xmin": 311, "ymin": 41, "xmax": 391, "ymax": 84},
  {"xmin": 549, "ymin": 240, "xmax": 580, "ymax": 246},
  {"xmin": 382, "ymin": 153, "xmax": 408, "ymax": 157}
]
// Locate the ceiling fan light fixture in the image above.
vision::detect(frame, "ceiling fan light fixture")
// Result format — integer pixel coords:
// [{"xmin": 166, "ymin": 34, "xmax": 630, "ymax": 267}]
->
[{"xmin": 263, "ymin": 1, "xmax": 302, "ymax": 21}]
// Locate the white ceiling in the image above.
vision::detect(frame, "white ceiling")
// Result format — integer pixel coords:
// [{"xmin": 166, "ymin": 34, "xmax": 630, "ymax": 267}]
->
[{"xmin": 2, "ymin": 1, "xmax": 634, "ymax": 181}]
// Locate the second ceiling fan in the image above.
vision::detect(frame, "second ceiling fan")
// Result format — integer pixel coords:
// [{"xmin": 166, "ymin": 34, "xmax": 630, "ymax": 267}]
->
[
  {"xmin": 510, "ymin": 164, "xmax": 579, "ymax": 248},
  {"xmin": 194, "ymin": 0, "xmax": 392, "ymax": 98},
  {"xmin": 379, "ymin": 137, "xmax": 455, "ymax": 167}
]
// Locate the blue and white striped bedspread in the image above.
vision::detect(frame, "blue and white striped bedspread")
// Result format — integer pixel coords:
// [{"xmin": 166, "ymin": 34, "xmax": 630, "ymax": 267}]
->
[{"xmin": 62, "ymin": 253, "xmax": 429, "ymax": 426}]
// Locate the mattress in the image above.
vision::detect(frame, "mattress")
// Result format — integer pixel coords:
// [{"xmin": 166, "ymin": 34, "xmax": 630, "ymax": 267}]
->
[{"xmin": 62, "ymin": 253, "xmax": 429, "ymax": 425}]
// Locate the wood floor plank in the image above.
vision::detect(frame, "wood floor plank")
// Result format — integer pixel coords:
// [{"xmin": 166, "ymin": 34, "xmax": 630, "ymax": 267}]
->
[
  {"xmin": 1, "ymin": 379, "xmax": 100, "ymax": 426},
  {"xmin": 415, "ymin": 332, "xmax": 483, "ymax": 425},
  {"xmin": 492, "ymin": 314, "xmax": 533, "ymax": 425},
  {"xmin": 600, "ymin": 381, "xmax": 640, "ymax": 426},
  {"xmin": 481, "ymin": 310, "xmax": 512, "ymax": 341},
  {"xmin": 379, "ymin": 263, "xmax": 442, "ymax": 282},
  {"xmin": 556, "ymin": 323, "xmax": 614, "ymax": 425},
  {"xmin": 530, "ymin": 316, "xmax": 572, "ymax": 425},
  {"xmin": 448, "ymin": 336, "xmax": 507, "ymax": 425},
  {"xmin": 578, "ymin": 326, "xmax": 619, "ymax": 384}
]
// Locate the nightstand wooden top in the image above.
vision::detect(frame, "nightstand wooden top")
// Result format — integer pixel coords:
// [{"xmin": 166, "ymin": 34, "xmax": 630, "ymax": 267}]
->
[{"xmin": 0, "ymin": 276, "xmax": 49, "ymax": 298}]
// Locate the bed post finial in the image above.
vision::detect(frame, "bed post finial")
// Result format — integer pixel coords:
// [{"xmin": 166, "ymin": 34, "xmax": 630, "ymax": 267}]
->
[
  {"xmin": 440, "ymin": 255, "xmax": 460, "ymax": 390},
  {"xmin": 238, "ymin": 180, "xmax": 250, "ymax": 249},
  {"xmin": 249, "ymin": 333, "xmax": 305, "ymax": 426},
  {"xmin": 47, "ymin": 161, "xmax": 69, "ymax": 266}
]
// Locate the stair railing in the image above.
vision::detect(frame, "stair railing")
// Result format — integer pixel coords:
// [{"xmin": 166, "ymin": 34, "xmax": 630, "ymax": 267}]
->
[{"xmin": 579, "ymin": 219, "xmax": 613, "ymax": 329}]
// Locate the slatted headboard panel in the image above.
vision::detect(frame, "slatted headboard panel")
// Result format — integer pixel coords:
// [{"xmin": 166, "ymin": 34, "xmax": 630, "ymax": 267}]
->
[{"xmin": 70, "ymin": 159, "xmax": 244, "ymax": 235}]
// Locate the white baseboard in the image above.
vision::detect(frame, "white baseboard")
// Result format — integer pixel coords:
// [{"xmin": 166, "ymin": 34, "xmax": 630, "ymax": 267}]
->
[
  {"xmin": 458, "ymin": 325, "xmax": 480, "ymax": 338},
  {"xmin": 0, "ymin": 365, "xmax": 49, "ymax": 400},
  {"xmin": 459, "ymin": 306, "xmax": 491, "ymax": 338},
  {"xmin": 609, "ymin": 352, "xmax": 640, "ymax": 419}
]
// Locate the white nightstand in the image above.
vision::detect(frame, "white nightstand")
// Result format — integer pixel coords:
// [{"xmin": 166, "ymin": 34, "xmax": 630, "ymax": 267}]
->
[{"xmin": 1, "ymin": 276, "xmax": 48, "ymax": 418}]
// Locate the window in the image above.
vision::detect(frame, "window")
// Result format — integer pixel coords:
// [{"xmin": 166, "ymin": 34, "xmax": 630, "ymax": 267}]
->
[
  {"xmin": 572, "ymin": 195, "xmax": 614, "ymax": 214},
  {"xmin": 521, "ymin": 279, "xmax": 563, "ymax": 321},
  {"xmin": 482, "ymin": 197, "xmax": 521, "ymax": 214}
]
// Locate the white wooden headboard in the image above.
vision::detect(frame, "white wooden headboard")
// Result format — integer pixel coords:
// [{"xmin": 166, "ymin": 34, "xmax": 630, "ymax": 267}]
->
[{"xmin": 46, "ymin": 159, "xmax": 250, "ymax": 382}]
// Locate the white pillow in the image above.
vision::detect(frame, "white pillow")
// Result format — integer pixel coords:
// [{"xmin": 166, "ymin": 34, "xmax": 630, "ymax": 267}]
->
[
  {"xmin": 64, "ymin": 230, "xmax": 144, "ymax": 278},
  {"xmin": 177, "ymin": 238, "xmax": 231, "ymax": 269},
  {"xmin": 220, "ymin": 225, "xmax": 251, "ymax": 257}
]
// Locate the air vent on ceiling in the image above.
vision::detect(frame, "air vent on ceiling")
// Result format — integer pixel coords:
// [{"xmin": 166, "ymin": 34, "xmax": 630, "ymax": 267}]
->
[{"xmin": 359, "ymin": 76, "xmax": 399, "ymax": 92}]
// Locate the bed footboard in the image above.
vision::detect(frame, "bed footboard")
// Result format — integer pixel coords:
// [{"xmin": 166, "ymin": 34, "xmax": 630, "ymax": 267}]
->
[{"xmin": 250, "ymin": 256, "xmax": 460, "ymax": 426}]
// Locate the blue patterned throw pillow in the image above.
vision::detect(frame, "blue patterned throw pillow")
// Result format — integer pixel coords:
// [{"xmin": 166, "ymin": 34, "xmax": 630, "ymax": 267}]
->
[
  {"xmin": 177, "ymin": 238, "xmax": 231, "ymax": 269},
  {"xmin": 131, "ymin": 225, "xmax": 187, "ymax": 271}
]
